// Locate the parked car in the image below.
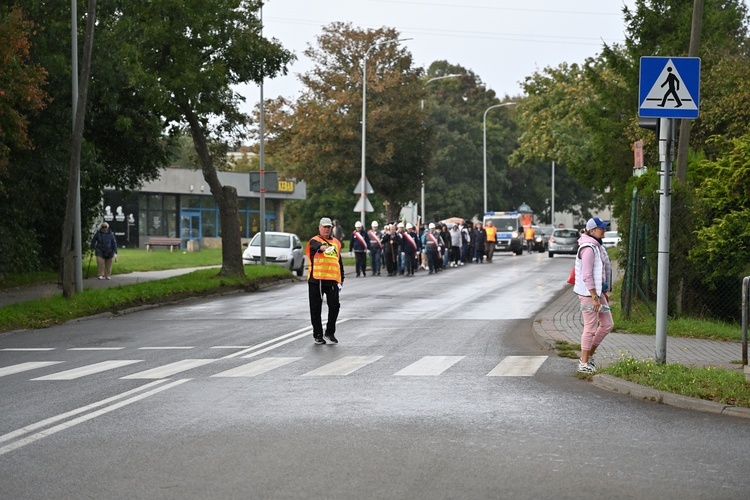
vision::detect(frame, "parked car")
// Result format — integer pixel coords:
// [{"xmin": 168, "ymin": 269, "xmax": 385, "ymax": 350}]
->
[
  {"xmin": 548, "ymin": 228, "xmax": 580, "ymax": 258},
  {"xmin": 602, "ymin": 231, "xmax": 622, "ymax": 248},
  {"xmin": 242, "ymin": 231, "xmax": 305, "ymax": 276}
]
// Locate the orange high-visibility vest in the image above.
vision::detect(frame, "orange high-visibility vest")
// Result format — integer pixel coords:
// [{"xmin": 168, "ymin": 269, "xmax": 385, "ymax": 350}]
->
[
  {"xmin": 306, "ymin": 235, "xmax": 342, "ymax": 283},
  {"xmin": 485, "ymin": 226, "xmax": 497, "ymax": 242},
  {"xmin": 524, "ymin": 227, "xmax": 535, "ymax": 240}
]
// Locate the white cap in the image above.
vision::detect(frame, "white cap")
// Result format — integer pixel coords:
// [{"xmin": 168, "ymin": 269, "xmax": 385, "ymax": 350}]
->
[
  {"xmin": 397, "ymin": 222, "xmax": 405, "ymax": 228},
  {"xmin": 406, "ymin": 223, "xmax": 413, "ymax": 229},
  {"xmin": 355, "ymin": 221, "xmax": 362, "ymax": 227},
  {"xmin": 371, "ymin": 221, "xmax": 378, "ymax": 227},
  {"xmin": 428, "ymin": 223, "xmax": 436, "ymax": 229}
]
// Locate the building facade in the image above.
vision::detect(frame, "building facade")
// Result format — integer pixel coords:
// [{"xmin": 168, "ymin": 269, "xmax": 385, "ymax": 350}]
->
[{"xmin": 102, "ymin": 168, "xmax": 306, "ymax": 249}]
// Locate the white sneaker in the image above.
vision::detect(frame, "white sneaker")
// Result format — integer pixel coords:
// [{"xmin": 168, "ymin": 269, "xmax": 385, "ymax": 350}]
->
[
  {"xmin": 98, "ymin": 276, "xmax": 104, "ymax": 280},
  {"xmin": 577, "ymin": 360, "xmax": 596, "ymax": 374}
]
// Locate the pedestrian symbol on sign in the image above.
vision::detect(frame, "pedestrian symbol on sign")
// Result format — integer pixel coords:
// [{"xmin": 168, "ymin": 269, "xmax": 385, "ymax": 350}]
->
[{"xmin": 658, "ymin": 67, "xmax": 681, "ymax": 108}]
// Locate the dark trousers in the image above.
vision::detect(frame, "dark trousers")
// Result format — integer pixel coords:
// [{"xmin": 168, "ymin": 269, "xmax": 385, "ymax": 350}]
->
[
  {"xmin": 403, "ymin": 252, "xmax": 416, "ymax": 275},
  {"xmin": 370, "ymin": 248, "xmax": 382, "ymax": 275},
  {"xmin": 308, "ymin": 281, "xmax": 340, "ymax": 338},
  {"xmin": 426, "ymin": 249, "xmax": 439, "ymax": 272},
  {"xmin": 485, "ymin": 242, "xmax": 496, "ymax": 262},
  {"xmin": 354, "ymin": 251, "xmax": 367, "ymax": 276}
]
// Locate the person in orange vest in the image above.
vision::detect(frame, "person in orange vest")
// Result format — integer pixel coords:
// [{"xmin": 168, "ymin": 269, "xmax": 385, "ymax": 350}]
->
[
  {"xmin": 306, "ymin": 217, "xmax": 345, "ymax": 345},
  {"xmin": 484, "ymin": 220, "xmax": 497, "ymax": 263},
  {"xmin": 524, "ymin": 226, "xmax": 535, "ymax": 254}
]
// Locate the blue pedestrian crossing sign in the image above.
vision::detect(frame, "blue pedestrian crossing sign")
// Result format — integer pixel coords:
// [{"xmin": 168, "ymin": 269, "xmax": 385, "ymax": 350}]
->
[{"xmin": 639, "ymin": 56, "xmax": 700, "ymax": 119}]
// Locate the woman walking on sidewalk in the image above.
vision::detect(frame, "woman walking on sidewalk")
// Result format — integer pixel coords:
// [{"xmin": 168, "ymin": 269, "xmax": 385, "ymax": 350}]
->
[
  {"xmin": 91, "ymin": 222, "xmax": 118, "ymax": 280},
  {"xmin": 574, "ymin": 217, "xmax": 614, "ymax": 373}
]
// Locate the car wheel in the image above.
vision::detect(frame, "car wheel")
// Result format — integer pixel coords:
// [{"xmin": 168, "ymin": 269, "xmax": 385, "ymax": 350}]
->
[
  {"xmin": 295, "ymin": 264, "xmax": 304, "ymax": 277},
  {"xmin": 548, "ymin": 251, "xmax": 554, "ymax": 258}
]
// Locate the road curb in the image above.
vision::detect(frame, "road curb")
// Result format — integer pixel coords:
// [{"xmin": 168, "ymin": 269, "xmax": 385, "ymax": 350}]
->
[{"xmin": 592, "ymin": 374, "xmax": 750, "ymax": 419}]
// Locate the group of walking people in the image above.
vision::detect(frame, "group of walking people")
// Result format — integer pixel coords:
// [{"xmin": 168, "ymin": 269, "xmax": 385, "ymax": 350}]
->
[{"xmin": 337, "ymin": 218, "xmax": 501, "ymax": 278}]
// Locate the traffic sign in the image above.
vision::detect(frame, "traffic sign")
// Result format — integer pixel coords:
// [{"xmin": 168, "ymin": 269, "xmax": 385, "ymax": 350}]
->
[{"xmin": 639, "ymin": 57, "xmax": 700, "ymax": 119}]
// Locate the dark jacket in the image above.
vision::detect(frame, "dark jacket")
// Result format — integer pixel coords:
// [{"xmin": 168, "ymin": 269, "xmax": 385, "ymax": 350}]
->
[{"xmin": 91, "ymin": 230, "xmax": 118, "ymax": 259}]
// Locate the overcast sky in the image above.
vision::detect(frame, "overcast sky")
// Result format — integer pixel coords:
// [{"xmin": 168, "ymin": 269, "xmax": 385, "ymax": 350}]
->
[{"xmin": 238, "ymin": 0, "xmax": 635, "ymax": 114}]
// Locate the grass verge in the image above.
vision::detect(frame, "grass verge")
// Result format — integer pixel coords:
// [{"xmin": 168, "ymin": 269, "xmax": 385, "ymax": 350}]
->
[
  {"xmin": 0, "ymin": 266, "xmax": 290, "ymax": 333},
  {"xmin": 601, "ymin": 357, "xmax": 750, "ymax": 408}
]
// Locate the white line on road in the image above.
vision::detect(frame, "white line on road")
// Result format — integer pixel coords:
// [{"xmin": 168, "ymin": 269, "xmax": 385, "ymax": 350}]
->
[
  {"xmin": 211, "ymin": 357, "xmax": 303, "ymax": 377},
  {"xmin": 0, "ymin": 348, "xmax": 55, "ymax": 352},
  {"xmin": 68, "ymin": 347, "xmax": 125, "ymax": 351},
  {"xmin": 137, "ymin": 346, "xmax": 195, "ymax": 350},
  {"xmin": 486, "ymin": 356, "xmax": 548, "ymax": 377},
  {"xmin": 301, "ymin": 356, "xmax": 383, "ymax": 376},
  {"xmin": 0, "ymin": 379, "xmax": 189, "ymax": 457},
  {"xmin": 0, "ymin": 362, "xmax": 64, "ymax": 377},
  {"xmin": 0, "ymin": 379, "xmax": 171, "ymax": 445},
  {"xmin": 120, "ymin": 359, "xmax": 216, "ymax": 379},
  {"xmin": 394, "ymin": 356, "xmax": 465, "ymax": 376},
  {"xmin": 31, "ymin": 360, "xmax": 143, "ymax": 380}
]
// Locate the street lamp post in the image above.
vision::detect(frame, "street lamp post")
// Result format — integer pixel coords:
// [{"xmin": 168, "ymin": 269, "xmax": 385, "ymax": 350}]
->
[
  {"xmin": 360, "ymin": 37, "xmax": 410, "ymax": 226},
  {"xmin": 483, "ymin": 102, "xmax": 516, "ymax": 214},
  {"xmin": 420, "ymin": 73, "xmax": 462, "ymax": 224}
]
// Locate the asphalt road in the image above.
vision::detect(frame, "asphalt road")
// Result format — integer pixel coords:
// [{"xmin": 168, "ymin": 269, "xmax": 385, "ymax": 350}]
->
[{"xmin": 1, "ymin": 253, "xmax": 749, "ymax": 499}]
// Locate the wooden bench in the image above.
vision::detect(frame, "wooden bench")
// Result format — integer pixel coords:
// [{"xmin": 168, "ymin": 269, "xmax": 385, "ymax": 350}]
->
[{"xmin": 146, "ymin": 237, "xmax": 182, "ymax": 252}]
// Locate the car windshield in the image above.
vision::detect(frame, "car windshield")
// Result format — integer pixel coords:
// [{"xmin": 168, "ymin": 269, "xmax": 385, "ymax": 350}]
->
[
  {"xmin": 604, "ymin": 231, "xmax": 619, "ymax": 238},
  {"xmin": 539, "ymin": 227, "xmax": 554, "ymax": 236},
  {"xmin": 555, "ymin": 230, "xmax": 579, "ymax": 238},
  {"xmin": 250, "ymin": 234, "xmax": 291, "ymax": 248},
  {"xmin": 485, "ymin": 217, "xmax": 518, "ymax": 231}
]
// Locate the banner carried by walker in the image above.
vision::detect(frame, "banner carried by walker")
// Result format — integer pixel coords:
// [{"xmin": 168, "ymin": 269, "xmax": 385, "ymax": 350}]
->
[{"xmin": 639, "ymin": 56, "xmax": 700, "ymax": 119}]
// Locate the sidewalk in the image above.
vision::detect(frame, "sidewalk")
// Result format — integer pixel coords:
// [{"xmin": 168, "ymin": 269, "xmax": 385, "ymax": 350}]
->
[{"xmin": 533, "ymin": 289, "xmax": 750, "ymax": 418}]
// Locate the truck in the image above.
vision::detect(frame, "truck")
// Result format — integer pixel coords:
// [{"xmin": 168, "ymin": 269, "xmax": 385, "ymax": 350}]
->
[{"xmin": 483, "ymin": 211, "xmax": 524, "ymax": 255}]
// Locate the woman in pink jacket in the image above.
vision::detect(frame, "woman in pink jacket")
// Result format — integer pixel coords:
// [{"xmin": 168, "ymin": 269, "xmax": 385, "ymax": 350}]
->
[{"xmin": 573, "ymin": 217, "xmax": 614, "ymax": 373}]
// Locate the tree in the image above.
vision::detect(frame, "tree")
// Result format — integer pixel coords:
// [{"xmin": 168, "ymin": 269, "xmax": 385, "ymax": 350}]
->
[
  {"xmin": 268, "ymin": 23, "xmax": 430, "ymax": 222},
  {"xmin": 0, "ymin": 5, "xmax": 48, "ymax": 174},
  {"xmin": 115, "ymin": 0, "xmax": 294, "ymax": 276}
]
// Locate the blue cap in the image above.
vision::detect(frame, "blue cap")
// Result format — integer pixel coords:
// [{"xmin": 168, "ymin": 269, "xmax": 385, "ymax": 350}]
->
[{"xmin": 585, "ymin": 217, "xmax": 610, "ymax": 230}]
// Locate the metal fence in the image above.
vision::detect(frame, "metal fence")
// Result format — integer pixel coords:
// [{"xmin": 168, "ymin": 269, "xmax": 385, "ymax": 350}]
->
[{"xmin": 618, "ymin": 187, "xmax": 744, "ymax": 328}]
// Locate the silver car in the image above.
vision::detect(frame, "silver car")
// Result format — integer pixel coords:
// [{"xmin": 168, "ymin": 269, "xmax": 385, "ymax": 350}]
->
[
  {"xmin": 242, "ymin": 231, "xmax": 306, "ymax": 276},
  {"xmin": 547, "ymin": 228, "xmax": 580, "ymax": 258}
]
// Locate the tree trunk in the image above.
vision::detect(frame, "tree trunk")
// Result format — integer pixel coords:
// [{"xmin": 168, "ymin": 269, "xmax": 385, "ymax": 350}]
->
[
  {"xmin": 675, "ymin": 0, "xmax": 703, "ymax": 184},
  {"xmin": 60, "ymin": 0, "xmax": 97, "ymax": 298},
  {"xmin": 179, "ymin": 100, "xmax": 245, "ymax": 277}
]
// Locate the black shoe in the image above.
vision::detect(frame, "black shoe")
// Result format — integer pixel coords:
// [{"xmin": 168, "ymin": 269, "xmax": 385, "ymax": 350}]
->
[
  {"xmin": 314, "ymin": 336, "xmax": 326, "ymax": 345},
  {"xmin": 324, "ymin": 333, "xmax": 338, "ymax": 344}
]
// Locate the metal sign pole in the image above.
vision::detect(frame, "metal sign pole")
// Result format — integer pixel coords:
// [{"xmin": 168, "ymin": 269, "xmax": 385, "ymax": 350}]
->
[{"xmin": 655, "ymin": 117, "xmax": 674, "ymax": 363}]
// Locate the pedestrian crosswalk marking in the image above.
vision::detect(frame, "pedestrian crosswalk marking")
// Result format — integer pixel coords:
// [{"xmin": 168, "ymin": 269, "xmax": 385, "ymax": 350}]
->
[
  {"xmin": 0, "ymin": 348, "xmax": 55, "ymax": 352},
  {"xmin": 2, "ymin": 355, "xmax": 548, "ymax": 381},
  {"xmin": 0, "ymin": 362, "xmax": 64, "ymax": 378},
  {"xmin": 68, "ymin": 348, "xmax": 125, "ymax": 351},
  {"xmin": 486, "ymin": 356, "xmax": 548, "ymax": 376},
  {"xmin": 394, "ymin": 356, "xmax": 465, "ymax": 376},
  {"xmin": 32, "ymin": 360, "xmax": 143, "ymax": 381},
  {"xmin": 301, "ymin": 356, "xmax": 383, "ymax": 376},
  {"xmin": 138, "ymin": 346, "xmax": 195, "ymax": 350},
  {"xmin": 211, "ymin": 357, "xmax": 302, "ymax": 377},
  {"xmin": 120, "ymin": 359, "xmax": 217, "ymax": 379}
]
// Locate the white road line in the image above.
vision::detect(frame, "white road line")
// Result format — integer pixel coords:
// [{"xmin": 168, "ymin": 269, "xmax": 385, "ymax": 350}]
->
[
  {"xmin": 486, "ymin": 356, "xmax": 548, "ymax": 377},
  {"xmin": 394, "ymin": 356, "xmax": 465, "ymax": 376},
  {"xmin": 137, "ymin": 346, "xmax": 195, "ymax": 350},
  {"xmin": 301, "ymin": 356, "xmax": 383, "ymax": 376},
  {"xmin": 0, "ymin": 380, "xmax": 170, "ymax": 445},
  {"xmin": 0, "ymin": 379, "xmax": 190, "ymax": 457},
  {"xmin": 32, "ymin": 360, "xmax": 143, "ymax": 381},
  {"xmin": 211, "ymin": 346, "xmax": 251, "ymax": 349},
  {"xmin": 226, "ymin": 319, "xmax": 350, "ymax": 360},
  {"xmin": 120, "ymin": 359, "xmax": 216, "ymax": 379},
  {"xmin": 0, "ymin": 362, "xmax": 64, "ymax": 378},
  {"xmin": 68, "ymin": 347, "xmax": 125, "ymax": 351},
  {"xmin": 0, "ymin": 348, "xmax": 55, "ymax": 352},
  {"xmin": 211, "ymin": 357, "xmax": 302, "ymax": 378}
]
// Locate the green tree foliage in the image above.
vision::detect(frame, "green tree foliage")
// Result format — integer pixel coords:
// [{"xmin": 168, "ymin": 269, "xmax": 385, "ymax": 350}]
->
[
  {"xmin": 268, "ymin": 23, "xmax": 430, "ymax": 222},
  {"xmin": 112, "ymin": 0, "xmax": 294, "ymax": 276},
  {"xmin": 1, "ymin": 1, "xmax": 178, "ymax": 275},
  {"xmin": 0, "ymin": 5, "xmax": 48, "ymax": 174},
  {"xmin": 691, "ymin": 134, "xmax": 750, "ymax": 283}
]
